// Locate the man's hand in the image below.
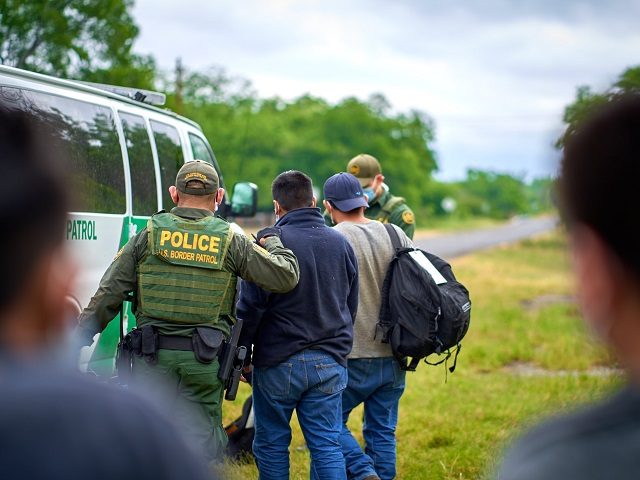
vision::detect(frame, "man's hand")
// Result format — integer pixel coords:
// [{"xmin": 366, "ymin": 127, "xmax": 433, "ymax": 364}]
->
[
  {"xmin": 240, "ymin": 365, "xmax": 253, "ymax": 385},
  {"xmin": 74, "ymin": 324, "xmax": 96, "ymax": 348},
  {"xmin": 256, "ymin": 227, "xmax": 281, "ymax": 246}
]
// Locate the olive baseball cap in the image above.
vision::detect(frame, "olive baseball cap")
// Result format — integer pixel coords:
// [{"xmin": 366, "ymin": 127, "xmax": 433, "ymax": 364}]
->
[
  {"xmin": 347, "ymin": 153, "xmax": 382, "ymax": 187},
  {"xmin": 176, "ymin": 160, "xmax": 219, "ymax": 195}
]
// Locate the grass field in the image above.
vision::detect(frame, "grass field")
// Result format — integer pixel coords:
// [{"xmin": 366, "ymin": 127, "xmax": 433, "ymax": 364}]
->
[{"xmin": 221, "ymin": 230, "xmax": 621, "ymax": 479}]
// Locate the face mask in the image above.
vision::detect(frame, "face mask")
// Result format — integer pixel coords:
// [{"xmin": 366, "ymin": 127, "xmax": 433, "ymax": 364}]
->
[{"xmin": 363, "ymin": 187, "xmax": 376, "ymax": 204}]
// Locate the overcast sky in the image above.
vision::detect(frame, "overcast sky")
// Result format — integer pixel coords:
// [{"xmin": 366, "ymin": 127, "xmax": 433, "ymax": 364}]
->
[{"xmin": 132, "ymin": 0, "xmax": 640, "ymax": 180}]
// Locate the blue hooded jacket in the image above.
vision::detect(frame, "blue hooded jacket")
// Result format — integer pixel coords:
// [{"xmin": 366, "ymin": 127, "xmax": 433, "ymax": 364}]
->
[{"xmin": 237, "ymin": 207, "xmax": 358, "ymax": 368}]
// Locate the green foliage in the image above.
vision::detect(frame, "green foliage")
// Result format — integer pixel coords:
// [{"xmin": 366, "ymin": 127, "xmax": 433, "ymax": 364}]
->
[
  {"xmin": 558, "ymin": 65, "xmax": 640, "ymax": 148},
  {"xmin": 615, "ymin": 66, "xmax": 640, "ymax": 92},
  {"xmin": 526, "ymin": 176, "xmax": 554, "ymax": 213},
  {"xmin": 420, "ymin": 171, "xmax": 553, "ymax": 220},
  {"xmin": 167, "ymin": 67, "xmax": 438, "ymax": 212},
  {"xmin": 462, "ymin": 169, "xmax": 529, "ymax": 218},
  {"xmin": 164, "ymin": 66, "xmax": 550, "ymax": 220},
  {"xmin": 0, "ymin": 0, "xmax": 155, "ymax": 88}
]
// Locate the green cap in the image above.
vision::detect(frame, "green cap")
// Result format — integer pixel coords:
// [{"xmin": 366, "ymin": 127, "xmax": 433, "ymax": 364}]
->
[
  {"xmin": 176, "ymin": 160, "xmax": 219, "ymax": 195},
  {"xmin": 347, "ymin": 154, "xmax": 381, "ymax": 187}
]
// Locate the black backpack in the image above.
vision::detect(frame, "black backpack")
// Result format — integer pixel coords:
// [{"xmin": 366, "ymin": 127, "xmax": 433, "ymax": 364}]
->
[{"xmin": 378, "ymin": 224, "xmax": 471, "ymax": 372}]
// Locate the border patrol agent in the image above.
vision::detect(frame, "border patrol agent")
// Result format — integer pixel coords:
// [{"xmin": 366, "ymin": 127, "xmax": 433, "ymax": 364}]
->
[
  {"xmin": 338, "ymin": 153, "xmax": 416, "ymax": 239},
  {"xmin": 76, "ymin": 160, "xmax": 300, "ymax": 460}
]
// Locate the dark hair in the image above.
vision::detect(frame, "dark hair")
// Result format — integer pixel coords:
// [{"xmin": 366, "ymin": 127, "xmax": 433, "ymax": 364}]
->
[
  {"xmin": 272, "ymin": 170, "xmax": 314, "ymax": 211},
  {"xmin": 0, "ymin": 103, "xmax": 68, "ymax": 307},
  {"xmin": 558, "ymin": 94, "xmax": 640, "ymax": 277}
]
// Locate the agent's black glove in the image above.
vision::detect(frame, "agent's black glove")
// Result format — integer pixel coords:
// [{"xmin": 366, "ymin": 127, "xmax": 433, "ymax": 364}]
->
[{"xmin": 256, "ymin": 227, "xmax": 281, "ymax": 242}]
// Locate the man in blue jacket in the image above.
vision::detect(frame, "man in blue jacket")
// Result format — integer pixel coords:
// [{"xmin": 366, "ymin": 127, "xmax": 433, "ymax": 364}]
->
[{"xmin": 238, "ymin": 170, "xmax": 358, "ymax": 480}]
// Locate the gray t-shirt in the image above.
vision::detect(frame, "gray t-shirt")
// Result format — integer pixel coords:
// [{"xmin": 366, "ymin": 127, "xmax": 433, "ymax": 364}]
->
[
  {"xmin": 496, "ymin": 385, "xmax": 640, "ymax": 480},
  {"xmin": 334, "ymin": 221, "xmax": 412, "ymax": 358}
]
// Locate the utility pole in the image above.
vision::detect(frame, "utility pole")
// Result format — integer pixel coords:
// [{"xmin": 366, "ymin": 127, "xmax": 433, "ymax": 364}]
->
[{"xmin": 175, "ymin": 57, "xmax": 184, "ymax": 114}]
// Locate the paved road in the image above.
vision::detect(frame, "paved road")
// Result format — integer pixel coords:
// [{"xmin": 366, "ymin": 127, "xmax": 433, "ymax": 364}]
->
[{"xmin": 413, "ymin": 216, "xmax": 559, "ymax": 260}]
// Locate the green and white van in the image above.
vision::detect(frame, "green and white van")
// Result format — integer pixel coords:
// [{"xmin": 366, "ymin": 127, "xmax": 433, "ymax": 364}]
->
[{"xmin": 0, "ymin": 65, "xmax": 257, "ymax": 375}]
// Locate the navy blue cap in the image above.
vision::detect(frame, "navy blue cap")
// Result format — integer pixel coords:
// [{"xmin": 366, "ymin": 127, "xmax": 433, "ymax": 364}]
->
[{"xmin": 323, "ymin": 173, "xmax": 369, "ymax": 212}]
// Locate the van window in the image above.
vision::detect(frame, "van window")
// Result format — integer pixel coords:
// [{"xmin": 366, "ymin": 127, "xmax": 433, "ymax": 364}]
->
[
  {"xmin": 189, "ymin": 133, "xmax": 225, "ymax": 189},
  {"xmin": 189, "ymin": 133, "xmax": 215, "ymax": 165},
  {"xmin": 0, "ymin": 86, "xmax": 125, "ymax": 213},
  {"xmin": 150, "ymin": 120, "xmax": 183, "ymax": 209},
  {"xmin": 120, "ymin": 112, "xmax": 157, "ymax": 215}
]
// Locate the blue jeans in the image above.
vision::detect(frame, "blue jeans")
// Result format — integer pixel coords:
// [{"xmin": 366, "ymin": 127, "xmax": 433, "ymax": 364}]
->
[
  {"xmin": 253, "ymin": 349, "xmax": 348, "ymax": 480},
  {"xmin": 339, "ymin": 357, "xmax": 406, "ymax": 480}
]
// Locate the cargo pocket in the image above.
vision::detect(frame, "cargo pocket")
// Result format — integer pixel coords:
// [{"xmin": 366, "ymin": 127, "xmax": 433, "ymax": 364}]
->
[
  {"xmin": 315, "ymin": 362, "xmax": 347, "ymax": 395},
  {"xmin": 256, "ymin": 363, "xmax": 293, "ymax": 398}
]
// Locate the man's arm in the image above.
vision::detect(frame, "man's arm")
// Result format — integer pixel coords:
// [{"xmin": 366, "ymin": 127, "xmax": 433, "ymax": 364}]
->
[
  {"xmin": 226, "ymin": 233, "xmax": 300, "ymax": 293},
  {"xmin": 75, "ymin": 234, "xmax": 142, "ymax": 345},
  {"xmin": 389, "ymin": 204, "xmax": 416, "ymax": 240}
]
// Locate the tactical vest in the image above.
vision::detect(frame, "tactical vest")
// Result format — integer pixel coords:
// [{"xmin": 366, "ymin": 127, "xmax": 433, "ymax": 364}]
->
[
  {"xmin": 137, "ymin": 213, "xmax": 236, "ymax": 327},
  {"xmin": 375, "ymin": 194, "xmax": 406, "ymax": 223}
]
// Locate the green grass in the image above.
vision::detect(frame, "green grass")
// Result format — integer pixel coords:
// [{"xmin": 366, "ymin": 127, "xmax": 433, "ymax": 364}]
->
[{"xmin": 221, "ymin": 231, "xmax": 621, "ymax": 479}]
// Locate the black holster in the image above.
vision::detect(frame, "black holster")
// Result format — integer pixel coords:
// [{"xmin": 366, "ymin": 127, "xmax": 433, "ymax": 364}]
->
[
  {"xmin": 118, "ymin": 325, "xmax": 157, "ymax": 367},
  {"xmin": 115, "ymin": 336, "xmax": 133, "ymax": 381}
]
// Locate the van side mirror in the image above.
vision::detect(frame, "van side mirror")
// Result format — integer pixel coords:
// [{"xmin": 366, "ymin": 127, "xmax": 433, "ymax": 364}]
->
[{"xmin": 231, "ymin": 182, "xmax": 258, "ymax": 217}]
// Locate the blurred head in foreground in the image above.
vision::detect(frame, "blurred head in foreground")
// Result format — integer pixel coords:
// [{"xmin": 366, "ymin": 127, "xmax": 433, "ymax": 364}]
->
[
  {"xmin": 496, "ymin": 94, "xmax": 640, "ymax": 480},
  {"xmin": 0, "ymin": 103, "xmax": 75, "ymax": 358},
  {"xmin": 558, "ymin": 94, "xmax": 640, "ymax": 376}
]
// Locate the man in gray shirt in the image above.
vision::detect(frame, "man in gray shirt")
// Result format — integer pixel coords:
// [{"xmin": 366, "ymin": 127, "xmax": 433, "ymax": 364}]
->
[
  {"xmin": 496, "ymin": 96, "xmax": 640, "ymax": 479},
  {"xmin": 323, "ymin": 173, "xmax": 412, "ymax": 480}
]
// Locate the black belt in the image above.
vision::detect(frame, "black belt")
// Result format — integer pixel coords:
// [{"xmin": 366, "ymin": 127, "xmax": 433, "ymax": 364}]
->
[{"xmin": 158, "ymin": 335, "xmax": 193, "ymax": 351}]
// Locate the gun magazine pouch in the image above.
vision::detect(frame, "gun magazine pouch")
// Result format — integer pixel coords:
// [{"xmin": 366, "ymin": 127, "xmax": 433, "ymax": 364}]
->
[
  {"xmin": 192, "ymin": 327, "xmax": 225, "ymax": 364},
  {"xmin": 140, "ymin": 325, "xmax": 158, "ymax": 364}
]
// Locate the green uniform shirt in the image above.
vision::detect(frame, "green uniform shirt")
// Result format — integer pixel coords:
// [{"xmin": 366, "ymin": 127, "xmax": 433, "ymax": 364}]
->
[
  {"xmin": 324, "ymin": 188, "xmax": 416, "ymax": 239},
  {"xmin": 78, "ymin": 207, "xmax": 300, "ymax": 339}
]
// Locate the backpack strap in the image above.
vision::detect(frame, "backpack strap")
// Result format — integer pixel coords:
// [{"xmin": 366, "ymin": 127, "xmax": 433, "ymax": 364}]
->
[
  {"xmin": 392, "ymin": 354, "xmax": 421, "ymax": 372},
  {"xmin": 376, "ymin": 224, "xmax": 402, "ymax": 342},
  {"xmin": 383, "ymin": 223, "xmax": 402, "ymax": 251}
]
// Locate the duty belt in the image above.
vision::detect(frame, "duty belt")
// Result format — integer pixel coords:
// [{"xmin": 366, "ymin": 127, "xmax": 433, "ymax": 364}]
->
[
  {"xmin": 116, "ymin": 322, "xmax": 246, "ymax": 401},
  {"xmin": 158, "ymin": 335, "xmax": 193, "ymax": 351}
]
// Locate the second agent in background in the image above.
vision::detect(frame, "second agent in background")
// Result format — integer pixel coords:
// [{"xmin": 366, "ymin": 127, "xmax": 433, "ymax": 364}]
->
[
  {"xmin": 325, "ymin": 153, "xmax": 416, "ymax": 239},
  {"xmin": 324, "ymin": 172, "xmax": 413, "ymax": 480},
  {"xmin": 76, "ymin": 160, "xmax": 300, "ymax": 461},
  {"xmin": 238, "ymin": 170, "xmax": 359, "ymax": 480}
]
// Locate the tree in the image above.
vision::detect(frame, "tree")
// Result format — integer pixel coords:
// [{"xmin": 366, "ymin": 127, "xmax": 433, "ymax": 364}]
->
[
  {"xmin": 0, "ymin": 0, "xmax": 155, "ymax": 88},
  {"xmin": 452, "ymin": 169, "xmax": 530, "ymax": 219},
  {"xmin": 166, "ymin": 67, "xmax": 439, "ymax": 212},
  {"xmin": 558, "ymin": 65, "xmax": 640, "ymax": 148}
]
